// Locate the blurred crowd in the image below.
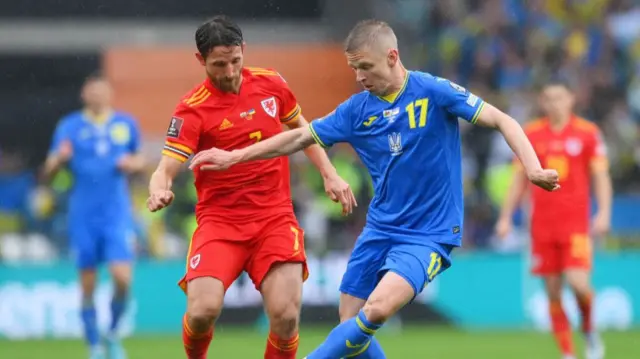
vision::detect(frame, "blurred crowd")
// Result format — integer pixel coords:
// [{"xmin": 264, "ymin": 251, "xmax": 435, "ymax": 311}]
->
[{"xmin": 2, "ymin": 0, "xmax": 640, "ymax": 262}]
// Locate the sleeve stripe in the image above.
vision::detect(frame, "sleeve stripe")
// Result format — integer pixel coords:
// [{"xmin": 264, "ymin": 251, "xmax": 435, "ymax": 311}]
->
[
  {"xmin": 281, "ymin": 105, "xmax": 301, "ymax": 123},
  {"xmin": 187, "ymin": 92, "xmax": 211, "ymax": 107},
  {"xmin": 165, "ymin": 141, "xmax": 194, "ymax": 155},
  {"xmin": 471, "ymin": 101, "xmax": 485, "ymax": 124},
  {"xmin": 590, "ymin": 157, "xmax": 609, "ymax": 172},
  {"xmin": 184, "ymin": 86, "xmax": 207, "ymax": 105},
  {"xmin": 308, "ymin": 122, "xmax": 328, "ymax": 148},
  {"xmin": 164, "ymin": 145, "xmax": 191, "ymax": 159},
  {"xmin": 162, "ymin": 149, "xmax": 189, "ymax": 162}
]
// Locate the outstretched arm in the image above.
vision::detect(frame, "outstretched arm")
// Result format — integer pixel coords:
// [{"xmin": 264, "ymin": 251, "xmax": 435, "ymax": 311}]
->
[
  {"xmin": 434, "ymin": 78, "xmax": 558, "ymax": 191},
  {"xmin": 286, "ymin": 115, "xmax": 338, "ymax": 179},
  {"xmin": 189, "ymin": 127, "xmax": 316, "ymax": 171},
  {"xmin": 243, "ymin": 125, "xmax": 316, "ymax": 162},
  {"xmin": 475, "ymin": 104, "xmax": 559, "ymax": 191}
]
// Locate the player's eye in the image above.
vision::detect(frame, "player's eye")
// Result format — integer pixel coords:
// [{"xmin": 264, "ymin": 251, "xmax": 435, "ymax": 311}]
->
[
  {"xmin": 231, "ymin": 58, "xmax": 241, "ymax": 64},
  {"xmin": 213, "ymin": 61, "xmax": 227, "ymax": 67}
]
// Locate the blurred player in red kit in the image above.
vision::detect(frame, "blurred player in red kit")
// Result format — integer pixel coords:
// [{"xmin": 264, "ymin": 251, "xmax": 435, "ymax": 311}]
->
[
  {"xmin": 146, "ymin": 16, "xmax": 356, "ymax": 359},
  {"xmin": 496, "ymin": 80, "xmax": 612, "ymax": 359}
]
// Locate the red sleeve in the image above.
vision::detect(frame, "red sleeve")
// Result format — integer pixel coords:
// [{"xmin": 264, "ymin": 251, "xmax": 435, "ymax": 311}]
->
[
  {"xmin": 585, "ymin": 127, "xmax": 608, "ymax": 172},
  {"xmin": 273, "ymin": 73, "xmax": 301, "ymax": 125},
  {"xmin": 162, "ymin": 103, "xmax": 202, "ymax": 163}
]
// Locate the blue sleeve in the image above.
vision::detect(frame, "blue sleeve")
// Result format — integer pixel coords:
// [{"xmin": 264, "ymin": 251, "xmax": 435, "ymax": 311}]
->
[
  {"xmin": 127, "ymin": 117, "xmax": 141, "ymax": 153},
  {"xmin": 308, "ymin": 98, "xmax": 353, "ymax": 148},
  {"xmin": 433, "ymin": 78, "xmax": 485, "ymax": 124},
  {"xmin": 49, "ymin": 119, "xmax": 70, "ymax": 154}
]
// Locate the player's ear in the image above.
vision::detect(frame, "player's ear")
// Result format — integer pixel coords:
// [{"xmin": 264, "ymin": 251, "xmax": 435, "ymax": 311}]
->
[
  {"xmin": 387, "ymin": 49, "xmax": 399, "ymax": 67},
  {"xmin": 195, "ymin": 52, "xmax": 206, "ymax": 66}
]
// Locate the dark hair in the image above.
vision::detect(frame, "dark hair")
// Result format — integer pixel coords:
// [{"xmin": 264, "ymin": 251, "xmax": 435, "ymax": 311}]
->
[
  {"xmin": 344, "ymin": 19, "xmax": 394, "ymax": 53},
  {"xmin": 84, "ymin": 71, "xmax": 107, "ymax": 84},
  {"xmin": 195, "ymin": 15, "xmax": 243, "ymax": 58},
  {"xmin": 538, "ymin": 76, "xmax": 573, "ymax": 92}
]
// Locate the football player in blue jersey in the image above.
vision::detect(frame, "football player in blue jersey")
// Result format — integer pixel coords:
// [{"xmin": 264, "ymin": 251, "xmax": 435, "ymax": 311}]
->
[
  {"xmin": 43, "ymin": 73, "xmax": 144, "ymax": 359},
  {"xmin": 189, "ymin": 20, "xmax": 560, "ymax": 359}
]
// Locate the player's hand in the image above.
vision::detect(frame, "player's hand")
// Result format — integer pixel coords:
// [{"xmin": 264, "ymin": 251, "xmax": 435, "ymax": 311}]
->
[
  {"xmin": 117, "ymin": 154, "xmax": 141, "ymax": 173},
  {"xmin": 147, "ymin": 190, "xmax": 175, "ymax": 212},
  {"xmin": 57, "ymin": 140, "xmax": 73, "ymax": 163},
  {"xmin": 495, "ymin": 217, "xmax": 512, "ymax": 240},
  {"xmin": 527, "ymin": 168, "xmax": 560, "ymax": 192},
  {"xmin": 592, "ymin": 211, "xmax": 610, "ymax": 238},
  {"xmin": 189, "ymin": 148, "xmax": 241, "ymax": 171},
  {"xmin": 323, "ymin": 174, "xmax": 357, "ymax": 215}
]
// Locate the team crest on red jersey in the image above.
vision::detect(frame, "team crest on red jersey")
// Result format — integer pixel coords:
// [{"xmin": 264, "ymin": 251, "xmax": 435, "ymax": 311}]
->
[
  {"xmin": 261, "ymin": 97, "xmax": 277, "ymax": 118},
  {"xmin": 190, "ymin": 254, "xmax": 201, "ymax": 269},
  {"xmin": 565, "ymin": 137, "xmax": 583, "ymax": 156}
]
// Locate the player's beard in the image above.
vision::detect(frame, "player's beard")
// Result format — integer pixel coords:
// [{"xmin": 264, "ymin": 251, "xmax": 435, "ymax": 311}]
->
[{"xmin": 212, "ymin": 75, "xmax": 241, "ymax": 93}]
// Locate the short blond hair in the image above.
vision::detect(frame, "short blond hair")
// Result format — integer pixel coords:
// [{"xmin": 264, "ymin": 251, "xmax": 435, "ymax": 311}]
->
[{"xmin": 344, "ymin": 19, "xmax": 397, "ymax": 53}]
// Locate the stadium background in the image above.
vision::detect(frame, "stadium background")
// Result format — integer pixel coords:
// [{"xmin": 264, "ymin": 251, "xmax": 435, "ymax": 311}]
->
[{"xmin": 1, "ymin": 0, "xmax": 640, "ymax": 357}]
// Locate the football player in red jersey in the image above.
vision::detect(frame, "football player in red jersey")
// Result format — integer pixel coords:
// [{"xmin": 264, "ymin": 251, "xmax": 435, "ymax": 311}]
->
[
  {"xmin": 146, "ymin": 16, "xmax": 356, "ymax": 359},
  {"xmin": 496, "ymin": 80, "xmax": 612, "ymax": 359}
]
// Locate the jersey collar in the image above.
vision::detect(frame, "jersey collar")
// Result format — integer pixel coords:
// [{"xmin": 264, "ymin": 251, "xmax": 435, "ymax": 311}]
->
[
  {"xmin": 377, "ymin": 70, "xmax": 410, "ymax": 103},
  {"xmin": 82, "ymin": 109, "xmax": 114, "ymax": 125}
]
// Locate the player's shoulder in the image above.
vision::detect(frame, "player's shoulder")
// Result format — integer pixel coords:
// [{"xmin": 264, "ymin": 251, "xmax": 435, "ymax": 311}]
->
[
  {"xmin": 112, "ymin": 111, "xmax": 138, "ymax": 124},
  {"xmin": 178, "ymin": 80, "xmax": 214, "ymax": 110},
  {"xmin": 409, "ymin": 71, "xmax": 469, "ymax": 97},
  {"xmin": 523, "ymin": 118, "xmax": 548, "ymax": 135},
  {"xmin": 345, "ymin": 90, "xmax": 371, "ymax": 113},
  {"xmin": 572, "ymin": 116, "xmax": 600, "ymax": 135},
  {"xmin": 245, "ymin": 67, "xmax": 287, "ymax": 85},
  {"xmin": 410, "ymin": 71, "xmax": 451, "ymax": 88},
  {"xmin": 57, "ymin": 110, "xmax": 84, "ymax": 128}
]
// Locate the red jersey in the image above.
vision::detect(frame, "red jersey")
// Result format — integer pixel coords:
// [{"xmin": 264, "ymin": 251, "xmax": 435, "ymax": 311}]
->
[
  {"xmin": 522, "ymin": 115, "xmax": 607, "ymax": 231},
  {"xmin": 162, "ymin": 67, "xmax": 302, "ymax": 222}
]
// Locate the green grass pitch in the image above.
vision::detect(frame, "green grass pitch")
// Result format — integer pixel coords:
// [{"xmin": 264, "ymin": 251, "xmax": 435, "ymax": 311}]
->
[{"xmin": 1, "ymin": 326, "xmax": 638, "ymax": 358}]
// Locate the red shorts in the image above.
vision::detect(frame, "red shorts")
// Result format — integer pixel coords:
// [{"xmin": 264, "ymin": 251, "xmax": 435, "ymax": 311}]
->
[
  {"xmin": 530, "ymin": 227, "xmax": 592, "ymax": 275},
  {"xmin": 178, "ymin": 212, "xmax": 308, "ymax": 292}
]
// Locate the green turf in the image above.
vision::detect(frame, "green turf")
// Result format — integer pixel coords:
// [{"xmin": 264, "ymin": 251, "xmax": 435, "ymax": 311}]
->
[{"xmin": 1, "ymin": 326, "xmax": 638, "ymax": 358}]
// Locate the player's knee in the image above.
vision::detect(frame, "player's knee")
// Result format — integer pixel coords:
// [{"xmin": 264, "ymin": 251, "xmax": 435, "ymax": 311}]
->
[
  {"xmin": 187, "ymin": 297, "xmax": 223, "ymax": 331},
  {"xmin": 362, "ymin": 297, "xmax": 394, "ymax": 324},
  {"xmin": 568, "ymin": 280, "xmax": 592, "ymax": 298},
  {"xmin": 268, "ymin": 299, "xmax": 301, "ymax": 336}
]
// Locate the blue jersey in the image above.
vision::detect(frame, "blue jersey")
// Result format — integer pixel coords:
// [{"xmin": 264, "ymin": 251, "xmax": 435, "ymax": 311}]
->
[
  {"xmin": 309, "ymin": 71, "xmax": 484, "ymax": 246},
  {"xmin": 49, "ymin": 110, "xmax": 140, "ymax": 220}
]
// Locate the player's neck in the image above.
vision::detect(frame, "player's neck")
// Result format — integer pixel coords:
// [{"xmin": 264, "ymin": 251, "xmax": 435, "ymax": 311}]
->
[
  {"xmin": 84, "ymin": 107, "xmax": 112, "ymax": 120},
  {"xmin": 548, "ymin": 115, "xmax": 572, "ymax": 132},
  {"xmin": 386, "ymin": 66, "xmax": 407, "ymax": 95}
]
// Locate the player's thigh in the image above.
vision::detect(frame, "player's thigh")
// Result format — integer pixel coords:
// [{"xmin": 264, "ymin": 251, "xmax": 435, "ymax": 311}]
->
[
  {"xmin": 339, "ymin": 293, "xmax": 367, "ymax": 322},
  {"xmin": 180, "ymin": 221, "xmax": 250, "ymax": 293},
  {"xmin": 186, "ymin": 277, "xmax": 226, "ymax": 323},
  {"xmin": 339, "ymin": 230, "xmax": 390, "ymax": 301},
  {"xmin": 247, "ymin": 213, "xmax": 308, "ymax": 292},
  {"xmin": 380, "ymin": 242, "xmax": 454, "ymax": 298},
  {"xmin": 68, "ymin": 219, "xmax": 100, "ymax": 270},
  {"xmin": 563, "ymin": 232, "xmax": 593, "ymax": 272},
  {"xmin": 102, "ymin": 218, "xmax": 135, "ymax": 269},
  {"xmin": 261, "ymin": 262, "xmax": 303, "ymax": 325}
]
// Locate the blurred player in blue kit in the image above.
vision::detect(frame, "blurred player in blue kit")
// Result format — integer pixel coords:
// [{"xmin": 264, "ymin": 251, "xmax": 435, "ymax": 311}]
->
[
  {"xmin": 190, "ymin": 20, "xmax": 560, "ymax": 358},
  {"xmin": 43, "ymin": 73, "xmax": 144, "ymax": 359}
]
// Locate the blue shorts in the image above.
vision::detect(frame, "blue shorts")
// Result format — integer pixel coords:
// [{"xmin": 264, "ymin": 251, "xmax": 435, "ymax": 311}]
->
[
  {"xmin": 68, "ymin": 216, "xmax": 134, "ymax": 270},
  {"xmin": 340, "ymin": 227, "xmax": 455, "ymax": 300}
]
